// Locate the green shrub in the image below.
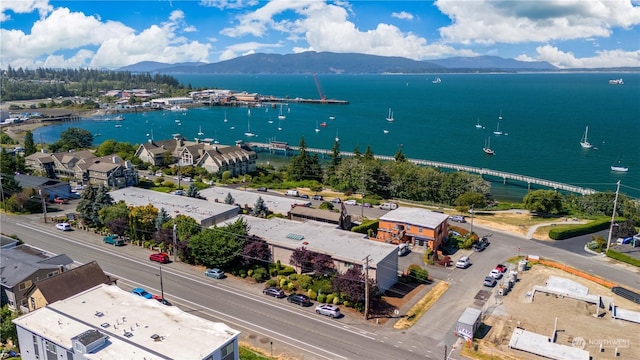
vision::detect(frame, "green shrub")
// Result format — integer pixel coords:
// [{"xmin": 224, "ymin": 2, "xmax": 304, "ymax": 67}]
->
[
  {"xmin": 247, "ymin": 269, "xmax": 254, "ymax": 277},
  {"xmin": 297, "ymin": 274, "xmax": 313, "ymax": 290},
  {"xmin": 407, "ymin": 265, "xmax": 430, "ymax": 283},
  {"xmin": 310, "ymin": 279, "xmax": 333, "ymax": 294},
  {"xmin": 288, "ymin": 273, "xmax": 298, "ymax": 281},
  {"xmin": 351, "ymin": 220, "xmax": 379, "ymax": 234},
  {"xmin": 606, "ymin": 249, "xmax": 640, "ymax": 267},
  {"xmin": 549, "ymin": 219, "xmax": 611, "ymax": 240},
  {"xmin": 332, "ymin": 295, "xmax": 342, "ymax": 305},
  {"xmin": 308, "ymin": 289, "xmax": 318, "ymax": 300},
  {"xmin": 326, "ymin": 293, "xmax": 335, "ymax": 304},
  {"xmin": 265, "ymin": 279, "xmax": 277, "ymax": 287},
  {"xmin": 287, "ymin": 283, "xmax": 297, "ymax": 292},
  {"xmin": 252, "ymin": 273, "xmax": 262, "ymax": 282},
  {"xmin": 343, "ymin": 300, "xmax": 352, "ymax": 308},
  {"xmin": 279, "ymin": 279, "xmax": 288, "ymax": 288},
  {"xmin": 317, "ymin": 293, "xmax": 327, "ymax": 303},
  {"xmin": 279, "ymin": 266, "xmax": 296, "ymax": 276}
]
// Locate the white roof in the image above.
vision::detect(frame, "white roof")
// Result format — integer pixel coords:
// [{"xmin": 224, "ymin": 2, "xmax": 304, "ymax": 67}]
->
[
  {"xmin": 379, "ymin": 208, "xmax": 449, "ymax": 229},
  {"xmin": 13, "ymin": 284, "xmax": 240, "ymax": 360},
  {"xmin": 110, "ymin": 187, "xmax": 238, "ymax": 224},
  {"xmin": 230, "ymin": 216, "xmax": 397, "ymax": 266},
  {"xmin": 199, "ymin": 187, "xmax": 310, "ymax": 215}
]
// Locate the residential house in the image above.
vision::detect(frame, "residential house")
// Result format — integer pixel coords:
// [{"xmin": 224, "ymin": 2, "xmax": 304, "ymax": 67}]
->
[
  {"xmin": 0, "ymin": 244, "xmax": 74, "ymax": 312},
  {"xmin": 24, "ymin": 261, "xmax": 116, "ymax": 312},
  {"xmin": 14, "ymin": 284, "xmax": 241, "ymax": 360},
  {"xmin": 134, "ymin": 137, "xmax": 183, "ymax": 166},
  {"xmin": 195, "ymin": 143, "xmax": 257, "ymax": 176},
  {"xmin": 376, "ymin": 208, "xmax": 450, "ymax": 252},
  {"xmin": 14, "ymin": 174, "xmax": 73, "ymax": 200},
  {"xmin": 24, "ymin": 151, "xmax": 56, "ymax": 177}
]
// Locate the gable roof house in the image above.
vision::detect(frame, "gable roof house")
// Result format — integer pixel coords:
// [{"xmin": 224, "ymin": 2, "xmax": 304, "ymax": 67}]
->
[
  {"xmin": 51, "ymin": 150, "xmax": 95, "ymax": 178},
  {"xmin": 25, "ymin": 151, "xmax": 56, "ymax": 177},
  {"xmin": 134, "ymin": 137, "xmax": 183, "ymax": 166},
  {"xmin": 24, "ymin": 261, "xmax": 116, "ymax": 312},
  {"xmin": 80, "ymin": 155, "xmax": 138, "ymax": 188},
  {"xmin": 0, "ymin": 244, "xmax": 74, "ymax": 312},
  {"xmin": 14, "ymin": 174, "xmax": 72, "ymax": 201},
  {"xmin": 195, "ymin": 143, "xmax": 257, "ymax": 176},
  {"xmin": 376, "ymin": 208, "xmax": 450, "ymax": 253}
]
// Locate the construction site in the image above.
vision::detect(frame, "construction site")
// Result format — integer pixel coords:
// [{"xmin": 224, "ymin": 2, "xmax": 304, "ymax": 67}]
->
[{"xmin": 469, "ymin": 261, "xmax": 640, "ymax": 360}]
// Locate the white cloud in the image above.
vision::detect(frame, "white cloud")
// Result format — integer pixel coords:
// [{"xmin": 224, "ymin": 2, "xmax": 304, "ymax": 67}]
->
[
  {"xmin": 392, "ymin": 11, "xmax": 414, "ymax": 21},
  {"xmin": 435, "ymin": 0, "xmax": 640, "ymax": 44},
  {"xmin": 0, "ymin": 0, "xmax": 52, "ymax": 21},
  {"xmin": 199, "ymin": 0, "xmax": 259, "ymax": 10},
  {"xmin": 534, "ymin": 44, "xmax": 640, "ymax": 68},
  {"xmin": 218, "ymin": 41, "xmax": 283, "ymax": 61}
]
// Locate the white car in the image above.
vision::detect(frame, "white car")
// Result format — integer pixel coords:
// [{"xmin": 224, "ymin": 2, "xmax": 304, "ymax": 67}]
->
[
  {"xmin": 489, "ymin": 269, "xmax": 503, "ymax": 279},
  {"xmin": 456, "ymin": 256, "xmax": 470, "ymax": 269},
  {"xmin": 55, "ymin": 223, "xmax": 71, "ymax": 231},
  {"xmin": 315, "ymin": 304, "xmax": 341, "ymax": 318},
  {"xmin": 344, "ymin": 199, "xmax": 358, "ymax": 206}
]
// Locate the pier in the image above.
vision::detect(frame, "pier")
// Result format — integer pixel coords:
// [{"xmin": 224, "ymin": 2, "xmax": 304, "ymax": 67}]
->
[{"xmin": 248, "ymin": 141, "xmax": 598, "ymax": 196}]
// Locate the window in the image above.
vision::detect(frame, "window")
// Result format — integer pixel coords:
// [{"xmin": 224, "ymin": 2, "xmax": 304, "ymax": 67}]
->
[
  {"xmin": 419, "ymin": 227, "xmax": 423, "ymax": 233},
  {"xmin": 221, "ymin": 342, "xmax": 235, "ymax": 360},
  {"xmin": 19, "ymin": 280, "xmax": 32, "ymax": 290},
  {"xmin": 45, "ymin": 341, "xmax": 56, "ymax": 354},
  {"xmin": 406, "ymin": 225, "xmax": 411, "ymax": 231}
]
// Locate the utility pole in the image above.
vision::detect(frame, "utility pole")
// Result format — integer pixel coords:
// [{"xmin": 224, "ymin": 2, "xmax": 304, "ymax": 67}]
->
[
  {"xmin": 470, "ymin": 204, "xmax": 474, "ymax": 235},
  {"xmin": 361, "ymin": 165, "xmax": 365, "ymax": 220},
  {"xmin": 159, "ymin": 266, "xmax": 164, "ymax": 300},
  {"xmin": 363, "ymin": 255, "xmax": 370, "ymax": 320},
  {"xmin": 39, "ymin": 188, "xmax": 47, "ymax": 223},
  {"xmin": 173, "ymin": 223, "xmax": 177, "ymax": 262},
  {"xmin": 606, "ymin": 180, "xmax": 621, "ymax": 252}
]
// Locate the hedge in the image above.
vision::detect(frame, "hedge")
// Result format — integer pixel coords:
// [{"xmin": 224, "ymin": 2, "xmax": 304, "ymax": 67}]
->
[
  {"xmin": 606, "ymin": 249, "xmax": 640, "ymax": 267},
  {"xmin": 548, "ymin": 218, "xmax": 611, "ymax": 240},
  {"xmin": 351, "ymin": 220, "xmax": 379, "ymax": 234}
]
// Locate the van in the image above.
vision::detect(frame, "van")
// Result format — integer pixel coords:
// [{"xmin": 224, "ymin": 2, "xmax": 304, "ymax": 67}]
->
[
  {"xmin": 285, "ymin": 190, "xmax": 300, "ymax": 197},
  {"xmin": 380, "ymin": 202, "xmax": 398, "ymax": 210},
  {"xmin": 397, "ymin": 244, "xmax": 410, "ymax": 256}
]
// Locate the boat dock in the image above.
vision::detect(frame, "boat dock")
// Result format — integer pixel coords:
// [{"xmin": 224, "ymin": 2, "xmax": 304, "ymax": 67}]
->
[
  {"xmin": 259, "ymin": 96, "xmax": 348, "ymax": 105},
  {"xmin": 248, "ymin": 141, "xmax": 597, "ymax": 196}
]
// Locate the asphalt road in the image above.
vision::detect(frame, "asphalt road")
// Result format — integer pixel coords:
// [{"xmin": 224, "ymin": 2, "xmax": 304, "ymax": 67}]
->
[{"xmin": 3, "ymin": 211, "xmax": 638, "ymax": 360}]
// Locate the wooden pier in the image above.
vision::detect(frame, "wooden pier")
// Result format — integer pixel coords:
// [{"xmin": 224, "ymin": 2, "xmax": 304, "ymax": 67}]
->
[{"xmin": 248, "ymin": 141, "xmax": 597, "ymax": 196}]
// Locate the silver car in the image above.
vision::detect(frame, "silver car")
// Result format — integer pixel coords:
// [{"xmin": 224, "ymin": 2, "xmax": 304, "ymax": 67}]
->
[{"xmin": 315, "ymin": 304, "xmax": 341, "ymax": 318}]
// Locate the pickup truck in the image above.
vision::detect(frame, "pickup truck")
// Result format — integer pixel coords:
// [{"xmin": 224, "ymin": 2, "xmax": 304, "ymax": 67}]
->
[{"xmin": 103, "ymin": 235, "xmax": 125, "ymax": 246}]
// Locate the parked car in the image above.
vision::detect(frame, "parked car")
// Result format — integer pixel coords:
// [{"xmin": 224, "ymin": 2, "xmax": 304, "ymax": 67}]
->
[
  {"xmin": 473, "ymin": 241, "xmax": 488, "ymax": 252},
  {"xmin": 483, "ymin": 276, "xmax": 497, "ymax": 287},
  {"xmin": 312, "ymin": 195, "xmax": 324, "ymax": 201},
  {"xmin": 182, "ymin": 177, "xmax": 191, "ymax": 182},
  {"xmin": 103, "ymin": 234, "xmax": 125, "ymax": 246},
  {"xmin": 380, "ymin": 202, "xmax": 398, "ymax": 210},
  {"xmin": 397, "ymin": 244, "xmax": 410, "ymax": 256},
  {"xmin": 204, "ymin": 268, "xmax": 225, "ymax": 279},
  {"xmin": 262, "ymin": 287, "xmax": 285, "ymax": 298},
  {"xmin": 363, "ymin": 203, "xmax": 372, "ymax": 208},
  {"xmin": 456, "ymin": 256, "xmax": 471, "ymax": 269},
  {"xmin": 449, "ymin": 215, "xmax": 466, "ymax": 223},
  {"xmin": 331, "ymin": 198, "xmax": 342, "ymax": 204},
  {"xmin": 300, "ymin": 194, "xmax": 309, "ymax": 199},
  {"xmin": 55, "ymin": 222, "xmax": 71, "ymax": 231},
  {"xmin": 257, "ymin": 187, "xmax": 268, "ymax": 192},
  {"xmin": 53, "ymin": 197, "xmax": 68, "ymax": 204},
  {"xmin": 489, "ymin": 269, "xmax": 503, "ymax": 279},
  {"xmin": 287, "ymin": 293, "xmax": 311, "ymax": 306},
  {"xmin": 315, "ymin": 304, "xmax": 341, "ymax": 318},
  {"xmin": 131, "ymin": 287, "xmax": 153, "ymax": 299},
  {"xmin": 152, "ymin": 294, "xmax": 172, "ymax": 306},
  {"xmin": 172, "ymin": 189, "xmax": 183, "ymax": 196},
  {"xmin": 285, "ymin": 190, "xmax": 300, "ymax": 197},
  {"xmin": 495, "ymin": 264, "xmax": 508, "ymax": 273},
  {"xmin": 149, "ymin": 253, "xmax": 170, "ymax": 264},
  {"xmin": 344, "ymin": 199, "xmax": 357, "ymax": 205}
]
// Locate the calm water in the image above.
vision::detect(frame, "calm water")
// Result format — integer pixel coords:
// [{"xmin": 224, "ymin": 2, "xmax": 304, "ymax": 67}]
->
[{"xmin": 33, "ymin": 73, "xmax": 640, "ymax": 200}]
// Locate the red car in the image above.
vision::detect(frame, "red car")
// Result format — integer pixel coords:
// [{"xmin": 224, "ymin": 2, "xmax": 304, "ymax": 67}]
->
[
  {"xmin": 150, "ymin": 253, "xmax": 170, "ymax": 264},
  {"xmin": 495, "ymin": 264, "xmax": 508, "ymax": 273}
]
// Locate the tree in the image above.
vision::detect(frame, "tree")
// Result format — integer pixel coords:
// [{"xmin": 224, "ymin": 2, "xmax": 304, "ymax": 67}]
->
[
  {"xmin": 186, "ymin": 183, "xmax": 201, "ymax": 198},
  {"xmin": 50, "ymin": 127, "xmax": 93, "ymax": 152},
  {"xmin": 523, "ymin": 189, "xmax": 564, "ymax": 214},
  {"xmin": 128, "ymin": 204, "xmax": 158, "ymax": 244},
  {"xmin": 187, "ymin": 218, "xmax": 248, "ymax": 268},
  {"xmin": 363, "ymin": 145, "xmax": 375, "ymax": 162},
  {"xmin": 0, "ymin": 304, "xmax": 19, "ymax": 345},
  {"xmin": 312, "ymin": 253, "xmax": 334, "ymax": 276},
  {"xmin": 251, "ymin": 196, "xmax": 268, "ymax": 217},
  {"xmin": 99, "ymin": 201, "xmax": 129, "ymax": 234},
  {"xmin": 224, "ymin": 192, "xmax": 235, "ymax": 205},
  {"xmin": 0, "ymin": 148, "xmax": 15, "ymax": 174},
  {"xmin": 23, "ymin": 130, "xmax": 36, "ymax": 155},
  {"xmin": 241, "ymin": 236, "xmax": 270, "ymax": 266},
  {"xmin": 454, "ymin": 191, "xmax": 488, "ymax": 210},
  {"xmin": 394, "ymin": 147, "xmax": 406, "ymax": 162},
  {"xmin": 288, "ymin": 137, "xmax": 323, "ymax": 182},
  {"xmin": 290, "ymin": 247, "xmax": 313, "ymax": 273},
  {"xmin": 77, "ymin": 185, "xmax": 112, "ymax": 228},
  {"xmin": 332, "ymin": 265, "xmax": 377, "ymax": 304},
  {"xmin": 155, "ymin": 207, "xmax": 171, "ymax": 230}
]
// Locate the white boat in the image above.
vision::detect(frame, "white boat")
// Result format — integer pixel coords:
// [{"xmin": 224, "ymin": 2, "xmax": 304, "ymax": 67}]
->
[
  {"xmin": 475, "ymin": 118, "xmax": 483, "ymax": 129},
  {"xmin": 114, "ymin": 124, "xmax": 122, "ymax": 128},
  {"xmin": 383, "ymin": 129, "xmax": 389, "ymax": 134},
  {"xmin": 247, "ymin": 108, "xmax": 251, "ymax": 117},
  {"xmin": 493, "ymin": 111, "xmax": 503, "ymax": 135},
  {"xmin": 483, "ymin": 137, "xmax": 495, "ymax": 155},
  {"xmin": 315, "ymin": 120, "xmax": 320, "ymax": 133},
  {"xmin": 175, "ymin": 119, "xmax": 180, "ymax": 123},
  {"xmin": 611, "ymin": 156, "xmax": 628, "ymax": 172},
  {"xmin": 432, "ymin": 77, "xmax": 441, "ymax": 84},
  {"xmin": 114, "ymin": 115, "xmax": 125, "ymax": 121},
  {"xmin": 609, "ymin": 78, "xmax": 624, "ymax": 85},
  {"xmin": 168, "ymin": 105, "xmax": 185, "ymax": 112},
  {"xmin": 244, "ymin": 120, "xmax": 256, "ymax": 137},
  {"xmin": 278, "ymin": 104, "xmax": 286, "ymax": 120},
  {"xmin": 223, "ymin": 111, "xmax": 228, "ymax": 123},
  {"xmin": 198, "ymin": 126, "xmax": 204, "ymax": 136},
  {"xmin": 335, "ymin": 129, "xmax": 339, "ymax": 142},
  {"xmin": 579, "ymin": 126, "xmax": 593, "ymax": 149},
  {"xmin": 386, "ymin": 108, "xmax": 394, "ymax": 122},
  {"xmin": 329, "ymin": 116, "xmax": 336, "ymax": 120}
]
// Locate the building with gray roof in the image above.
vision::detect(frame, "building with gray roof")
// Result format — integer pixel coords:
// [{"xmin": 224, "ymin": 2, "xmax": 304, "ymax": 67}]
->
[{"xmin": 199, "ymin": 187, "xmax": 311, "ymax": 216}]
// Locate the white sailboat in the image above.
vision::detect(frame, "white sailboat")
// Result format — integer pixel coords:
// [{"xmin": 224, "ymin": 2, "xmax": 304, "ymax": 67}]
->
[
  {"xmin": 315, "ymin": 120, "xmax": 320, "ymax": 133},
  {"xmin": 244, "ymin": 119, "xmax": 256, "ymax": 137},
  {"xmin": 493, "ymin": 111, "xmax": 503, "ymax": 135},
  {"xmin": 247, "ymin": 108, "xmax": 251, "ymax": 117},
  {"xmin": 580, "ymin": 126, "xmax": 593, "ymax": 149},
  {"xmin": 386, "ymin": 108, "xmax": 394, "ymax": 122},
  {"xmin": 475, "ymin": 118, "xmax": 483, "ymax": 129},
  {"xmin": 383, "ymin": 129, "xmax": 389, "ymax": 134},
  {"xmin": 335, "ymin": 129, "xmax": 339, "ymax": 142},
  {"xmin": 483, "ymin": 137, "xmax": 495, "ymax": 155},
  {"xmin": 278, "ymin": 104, "xmax": 286, "ymax": 120},
  {"xmin": 197, "ymin": 126, "xmax": 204, "ymax": 136},
  {"xmin": 223, "ymin": 111, "xmax": 228, "ymax": 123},
  {"xmin": 432, "ymin": 77, "xmax": 441, "ymax": 84}
]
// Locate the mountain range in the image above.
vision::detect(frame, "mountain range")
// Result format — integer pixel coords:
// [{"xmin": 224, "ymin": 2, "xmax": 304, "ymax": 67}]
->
[{"xmin": 118, "ymin": 52, "xmax": 560, "ymax": 74}]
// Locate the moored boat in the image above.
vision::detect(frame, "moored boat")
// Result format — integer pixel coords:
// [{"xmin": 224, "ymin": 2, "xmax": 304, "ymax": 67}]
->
[
  {"xmin": 483, "ymin": 137, "xmax": 495, "ymax": 155},
  {"xmin": 580, "ymin": 126, "xmax": 593, "ymax": 149},
  {"xmin": 609, "ymin": 78, "xmax": 624, "ymax": 85}
]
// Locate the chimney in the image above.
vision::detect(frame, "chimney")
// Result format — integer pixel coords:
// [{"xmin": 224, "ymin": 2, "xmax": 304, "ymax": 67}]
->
[{"xmin": 58, "ymin": 265, "xmax": 64, "ymax": 274}]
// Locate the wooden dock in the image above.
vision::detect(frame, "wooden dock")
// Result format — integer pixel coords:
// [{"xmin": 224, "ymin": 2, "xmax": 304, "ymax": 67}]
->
[{"xmin": 248, "ymin": 141, "xmax": 597, "ymax": 196}]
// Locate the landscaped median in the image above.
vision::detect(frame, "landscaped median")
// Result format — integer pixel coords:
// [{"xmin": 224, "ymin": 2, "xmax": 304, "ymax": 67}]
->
[{"xmin": 393, "ymin": 281, "xmax": 449, "ymax": 330}]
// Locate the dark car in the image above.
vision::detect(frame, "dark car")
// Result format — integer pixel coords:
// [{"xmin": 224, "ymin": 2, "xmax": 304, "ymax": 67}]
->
[
  {"xmin": 331, "ymin": 198, "xmax": 341, "ymax": 204},
  {"xmin": 152, "ymin": 294, "xmax": 172, "ymax": 306},
  {"xmin": 300, "ymin": 194, "xmax": 309, "ymax": 199},
  {"xmin": 149, "ymin": 253, "xmax": 170, "ymax": 263},
  {"xmin": 263, "ymin": 287, "xmax": 286, "ymax": 298},
  {"xmin": 449, "ymin": 215, "xmax": 466, "ymax": 223},
  {"xmin": 473, "ymin": 242, "xmax": 488, "ymax": 252},
  {"xmin": 257, "ymin": 187, "xmax": 268, "ymax": 192},
  {"xmin": 287, "ymin": 293, "xmax": 311, "ymax": 306},
  {"xmin": 312, "ymin": 195, "xmax": 324, "ymax": 201}
]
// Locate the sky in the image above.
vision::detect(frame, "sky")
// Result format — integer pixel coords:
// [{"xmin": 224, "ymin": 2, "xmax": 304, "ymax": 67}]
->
[{"xmin": 1, "ymin": 0, "xmax": 639, "ymax": 70}]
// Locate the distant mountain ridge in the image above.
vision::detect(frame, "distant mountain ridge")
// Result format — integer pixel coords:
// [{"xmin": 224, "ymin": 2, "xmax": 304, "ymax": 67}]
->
[{"xmin": 118, "ymin": 52, "xmax": 558, "ymax": 74}]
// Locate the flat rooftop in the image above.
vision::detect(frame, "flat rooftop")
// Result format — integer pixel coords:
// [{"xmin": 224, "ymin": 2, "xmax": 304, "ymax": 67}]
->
[
  {"xmin": 508, "ymin": 327, "xmax": 590, "ymax": 360},
  {"xmin": 232, "ymin": 216, "xmax": 397, "ymax": 266},
  {"xmin": 14, "ymin": 284, "xmax": 240, "ymax": 360},
  {"xmin": 199, "ymin": 187, "xmax": 310, "ymax": 215},
  {"xmin": 379, "ymin": 207, "xmax": 449, "ymax": 229},
  {"xmin": 110, "ymin": 187, "xmax": 238, "ymax": 224}
]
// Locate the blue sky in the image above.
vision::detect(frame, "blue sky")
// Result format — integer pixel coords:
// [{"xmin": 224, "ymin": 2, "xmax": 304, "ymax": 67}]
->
[{"xmin": 1, "ymin": 0, "xmax": 639, "ymax": 70}]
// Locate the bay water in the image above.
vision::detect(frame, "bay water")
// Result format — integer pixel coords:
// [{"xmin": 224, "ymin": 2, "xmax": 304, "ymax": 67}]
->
[{"xmin": 32, "ymin": 73, "xmax": 640, "ymax": 200}]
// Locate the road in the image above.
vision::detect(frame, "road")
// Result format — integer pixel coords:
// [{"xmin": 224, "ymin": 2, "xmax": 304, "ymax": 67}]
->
[{"xmin": 3, "ymin": 210, "xmax": 638, "ymax": 360}]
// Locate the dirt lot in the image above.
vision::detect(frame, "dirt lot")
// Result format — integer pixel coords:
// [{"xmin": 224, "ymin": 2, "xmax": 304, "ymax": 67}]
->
[{"xmin": 475, "ymin": 264, "xmax": 640, "ymax": 359}]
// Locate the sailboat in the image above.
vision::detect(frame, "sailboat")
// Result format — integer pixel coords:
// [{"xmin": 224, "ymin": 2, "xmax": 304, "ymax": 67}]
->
[
  {"xmin": 315, "ymin": 120, "xmax": 320, "ymax": 133},
  {"xmin": 386, "ymin": 108, "xmax": 394, "ymax": 122},
  {"xmin": 483, "ymin": 137, "xmax": 495, "ymax": 155},
  {"xmin": 432, "ymin": 77, "xmax": 441, "ymax": 84},
  {"xmin": 197, "ymin": 126, "xmax": 204, "ymax": 136},
  {"xmin": 223, "ymin": 111, "xmax": 228, "ymax": 123},
  {"xmin": 247, "ymin": 108, "xmax": 251, "ymax": 117},
  {"xmin": 278, "ymin": 104, "xmax": 286, "ymax": 120},
  {"xmin": 244, "ymin": 119, "xmax": 256, "ymax": 137},
  {"xmin": 580, "ymin": 126, "xmax": 593, "ymax": 149},
  {"xmin": 493, "ymin": 111, "xmax": 503, "ymax": 135},
  {"xmin": 335, "ymin": 129, "xmax": 339, "ymax": 142},
  {"xmin": 475, "ymin": 118, "xmax": 483, "ymax": 129},
  {"xmin": 611, "ymin": 155, "xmax": 629, "ymax": 172}
]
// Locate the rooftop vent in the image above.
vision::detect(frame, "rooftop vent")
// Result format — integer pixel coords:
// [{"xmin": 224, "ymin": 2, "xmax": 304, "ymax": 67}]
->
[
  {"xmin": 95, "ymin": 311, "xmax": 104, "ymax": 317},
  {"xmin": 286, "ymin": 233, "xmax": 304, "ymax": 241},
  {"xmin": 100, "ymin": 322, "xmax": 110, "ymax": 328},
  {"xmin": 124, "ymin": 331, "xmax": 133, "ymax": 338}
]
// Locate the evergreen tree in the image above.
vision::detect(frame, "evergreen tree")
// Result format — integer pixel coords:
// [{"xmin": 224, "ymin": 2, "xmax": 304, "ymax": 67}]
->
[
  {"xmin": 24, "ymin": 130, "xmax": 36, "ymax": 155},
  {"xmin": 251, "ymin": 196, "xmax": 268, "ymax": 217},
  {"xmin": 224, "ymin": 192, "xmax": 235, "ymax": 205},
  {"xmin": 394, "ymin": 148, "xmax": 406, "ymax": 162},
  {"xmin": 353, "ymin": 145, "xmax": 361, "ymax": 158},
  {"xmin": 0, "ymin": 148, "xmax": 15, "ymax": 174},
  {"xmin": 186, "ymin": 183, "xmax": 200, "ymax": 198},
  {"xmin": 363, "ymin": 145, "xmax": 375, "ymax": 162},
  {"xmin": 156, "ymin": 207, "xmax": 171, "ymax": 230}
]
